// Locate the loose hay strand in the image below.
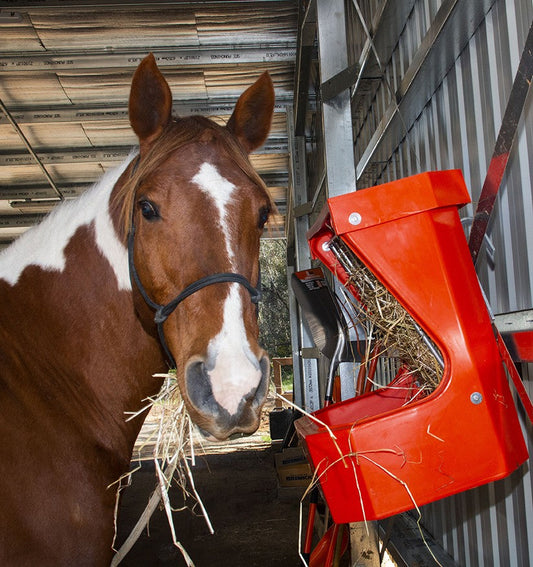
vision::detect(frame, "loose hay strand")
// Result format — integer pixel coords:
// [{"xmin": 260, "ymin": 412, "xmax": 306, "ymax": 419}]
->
[
  {"xmin": 299, "ymin": 445, "xmax": 443, "ymax": 567},
  {"xmin": 285, "ymin": 383, "xmax": 442, "ymax": 566},
  {"xmin": 357, "ymin": 454, "xmax": 444, "ymax": 567},
  {"xmin": 154, "ymin": 458, "xmax": 195, "ymax": 567}
]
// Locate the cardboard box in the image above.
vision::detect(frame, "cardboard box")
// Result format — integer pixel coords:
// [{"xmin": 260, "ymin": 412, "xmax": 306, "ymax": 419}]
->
[{"xmin": 275, "ymin": 447, "xmax": 313, "ymax": 487}]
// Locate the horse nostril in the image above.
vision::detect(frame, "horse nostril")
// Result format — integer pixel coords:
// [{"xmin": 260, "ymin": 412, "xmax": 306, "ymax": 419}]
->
[
  {"xmin": 250, "ymin": 355, "xmax": 270, "ymax": 408},
  {"xmin": 186, "ymin": 360, "xmax": 218, "ymax": 415}
]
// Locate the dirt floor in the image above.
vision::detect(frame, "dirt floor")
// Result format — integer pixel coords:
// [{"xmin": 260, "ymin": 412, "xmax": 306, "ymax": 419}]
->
[{"xmin": 114, "ymin": 399, "xmax": 307, "ymax": 567}]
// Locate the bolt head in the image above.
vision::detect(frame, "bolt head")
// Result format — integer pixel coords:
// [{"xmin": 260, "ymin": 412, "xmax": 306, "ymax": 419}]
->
[
  {"xmin": 348, "ymin": 212, "xmax": 362, "ymax": 226},
  {"xmin": 470, "ymin": 392, "xmax": 483, "ymax": 405}
]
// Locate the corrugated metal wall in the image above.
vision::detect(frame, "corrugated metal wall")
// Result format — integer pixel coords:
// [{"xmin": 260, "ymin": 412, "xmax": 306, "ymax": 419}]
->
[
  {"xmin": 421, "ymin": 387, "xmax": 532, "ymax": 566},
  {"xmin": 357, "ymin": 0, "xmax": 533, "ymax": 314},
  {"xmin": 345, "ymin": 0, "xmax": 532, "ymax": 564}
]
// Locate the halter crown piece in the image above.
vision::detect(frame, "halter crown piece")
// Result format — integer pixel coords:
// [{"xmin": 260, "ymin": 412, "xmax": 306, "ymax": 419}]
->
[{"xmin": 126, "ymin": 158, "xmax": 261, "ymax": 368}]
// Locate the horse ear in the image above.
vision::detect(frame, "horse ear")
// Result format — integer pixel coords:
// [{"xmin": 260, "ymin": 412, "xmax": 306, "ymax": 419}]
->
[
  {"xmin": 226, "ymin": 72, "xmax": 274, "ymax": 153},
  {"xmin": 129, "ymin": 53, "xmax": 172, "ymax": 149}
]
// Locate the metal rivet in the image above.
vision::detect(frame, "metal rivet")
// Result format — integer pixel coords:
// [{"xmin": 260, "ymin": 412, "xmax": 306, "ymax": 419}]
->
[
  {"xmin": 470, "ymin": 392, "xmax": 483, "ymax": 405},
  {"xmin": 348, "ymin": 212, "xmax": 362, "ymax": 226},
  {"xmin": 322, "ymin": 241, "xmax": 330, "ymax": 252}
]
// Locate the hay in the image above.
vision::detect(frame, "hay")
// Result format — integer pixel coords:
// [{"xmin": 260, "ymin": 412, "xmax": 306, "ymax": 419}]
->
[
  {"xmin": 112, "ymin": 371, "xmax": 213, "ymax": 567},
  {"xmin": 328, "ymin": 237, "xmax": 443, "ymax": 393}
]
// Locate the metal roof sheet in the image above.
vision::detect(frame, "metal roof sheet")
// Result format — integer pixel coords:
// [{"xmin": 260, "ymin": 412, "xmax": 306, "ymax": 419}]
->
[{"xmin": 0, "ymin": 0, "xmax": 297, "ymax": 243}]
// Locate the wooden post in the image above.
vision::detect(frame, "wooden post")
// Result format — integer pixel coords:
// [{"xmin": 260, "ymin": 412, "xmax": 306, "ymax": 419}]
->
[{"xmin": 271, "ymin": 357, "xmax": 293, "ymax": 408}]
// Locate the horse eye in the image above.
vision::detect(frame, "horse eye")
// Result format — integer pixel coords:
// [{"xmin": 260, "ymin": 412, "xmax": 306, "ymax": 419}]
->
[
  {"xmin": 139, "ymin": 199, "xmax": 160, "ymax": 221},
  {"xmin": 258, "ymin": 206, "xmax": 270, "ymax": 229}
]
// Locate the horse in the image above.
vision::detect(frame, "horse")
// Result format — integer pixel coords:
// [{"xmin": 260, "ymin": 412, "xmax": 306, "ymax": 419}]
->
[{"xmin": 0, "ymin": 53, "xmax": 275, "ymax": 566}]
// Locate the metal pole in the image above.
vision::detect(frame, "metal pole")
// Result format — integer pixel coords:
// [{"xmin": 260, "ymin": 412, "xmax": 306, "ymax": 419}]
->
[
  {"xmin": 286, "ymin": 106, "xmax": 321, "ymax": 412},
  {"xmin": 0, "ymin": 98, "xmax": 64, "ymax": 201},
  {"xmin": 316, "ymin": 2, "xmax": 379, "ymax": 565}
]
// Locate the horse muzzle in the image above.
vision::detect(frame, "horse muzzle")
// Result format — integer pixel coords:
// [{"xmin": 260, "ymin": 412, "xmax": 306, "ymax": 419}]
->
[{"xmin": 184, "ymin": 353, "xmax": 270, "ymax": 440}]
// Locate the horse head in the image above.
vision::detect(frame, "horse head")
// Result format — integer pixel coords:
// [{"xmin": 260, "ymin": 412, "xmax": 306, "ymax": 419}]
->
[{"xmin": 115, "ymin": 54, "xmax": 274, "ymax": 440}]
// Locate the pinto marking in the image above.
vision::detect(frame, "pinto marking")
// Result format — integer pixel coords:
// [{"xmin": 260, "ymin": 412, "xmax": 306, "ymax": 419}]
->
[{"xmin": 0, "ymin": 157, "xmax": 133, "ymax": 290}]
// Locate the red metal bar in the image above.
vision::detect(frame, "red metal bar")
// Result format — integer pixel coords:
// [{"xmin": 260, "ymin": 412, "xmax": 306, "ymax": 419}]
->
[
  {"xmin": 324, "ymin": 523, "xmax": 340, "ymax": 567},
  {"xmin": 355, "ymin": 363, "xmax": 367, "ymax": 397},
  {"xmin": 496, "ymin": 329, "xmax": 533, "ymax": 424},
  {"xmin": 363, "ymin": 343, "xmax": 380, "ymax": 394},
  {"xmin": 302, "ymin": 488, "xmax": 319, "ymax": 563},
  {"xmin": 469, "ymin": 21, "xmax": 533, "ymax": 265}
]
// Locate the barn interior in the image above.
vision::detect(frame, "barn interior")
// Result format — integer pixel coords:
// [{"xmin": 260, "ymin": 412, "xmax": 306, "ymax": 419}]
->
[{"xmin": 1, "ymin": 1, "xmax": 532, "ymax": 566}]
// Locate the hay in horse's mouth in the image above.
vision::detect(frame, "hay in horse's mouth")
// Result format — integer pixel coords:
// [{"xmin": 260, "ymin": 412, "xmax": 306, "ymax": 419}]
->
[{"xmin": 112, "ymin": 371, "xmax": 213, "ymax": 567}]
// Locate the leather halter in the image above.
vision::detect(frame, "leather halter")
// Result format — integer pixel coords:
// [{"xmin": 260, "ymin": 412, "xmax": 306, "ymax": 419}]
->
[{"xmin": 126, "ymin": 158, "xmax": 261, "ymax": 368}]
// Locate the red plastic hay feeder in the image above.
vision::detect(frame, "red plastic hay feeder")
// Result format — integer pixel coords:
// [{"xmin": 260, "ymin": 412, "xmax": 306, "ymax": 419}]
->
[{"xmin": 294, "ymin": 170, "xmax": 529, "ymax": 524}]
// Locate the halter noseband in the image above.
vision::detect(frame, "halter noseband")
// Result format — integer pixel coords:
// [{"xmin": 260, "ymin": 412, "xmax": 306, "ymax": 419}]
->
[{"xmin": 126, "ymin": 163, "xmax": 261, "ymax": 368}]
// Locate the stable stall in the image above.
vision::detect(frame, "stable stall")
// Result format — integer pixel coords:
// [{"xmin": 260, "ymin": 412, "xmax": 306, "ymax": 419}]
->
[{"xmin": 1, "ymin": 1, "xmax": 532, "ymax": 565}]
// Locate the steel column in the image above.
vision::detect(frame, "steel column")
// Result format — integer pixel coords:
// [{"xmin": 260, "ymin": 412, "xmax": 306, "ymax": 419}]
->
[
  {"xmin": 316, "ymin": 3, "xmax": 378, "ymax": 565},
  {"xmin": 316, "ymin": 0, "xmax": 357, "ymax": 198},
  {"xmin": 316, "ymin": 0, "xmax": 359, "ymax": 402},
  {"xmin": 287, "ymin": 107, "xmax": 321, "ymax": 412}
]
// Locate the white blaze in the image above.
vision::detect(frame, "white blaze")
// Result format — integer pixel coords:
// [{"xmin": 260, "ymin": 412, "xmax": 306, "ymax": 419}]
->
[
  {"xmin": 192, "ymin": 162, "xmax": 262, "ymax": 414},
  {"xmin": 192, "ymin": 162, "xmax": 236, "ymax": 263},
  {"xmin": 207, "ymin": 286, "xmax": 262, "ymax": 414}
]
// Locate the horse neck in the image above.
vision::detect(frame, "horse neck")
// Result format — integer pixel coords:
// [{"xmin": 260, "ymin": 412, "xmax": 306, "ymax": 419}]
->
[{"xmin": 0, "ymin": 161, "xmax": 166, "ymax": 466}]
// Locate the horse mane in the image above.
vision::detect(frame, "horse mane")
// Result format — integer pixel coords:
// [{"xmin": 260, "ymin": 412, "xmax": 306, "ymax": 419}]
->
[{"xmin": 112, "ymin": 115, "xmax": 272, "ymax": 242}]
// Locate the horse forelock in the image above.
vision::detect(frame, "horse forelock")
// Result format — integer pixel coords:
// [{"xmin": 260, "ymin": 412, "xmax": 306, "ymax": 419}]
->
[{"xmin": 0, "ymin": 155, "xmax": 135, "ymax": 289}]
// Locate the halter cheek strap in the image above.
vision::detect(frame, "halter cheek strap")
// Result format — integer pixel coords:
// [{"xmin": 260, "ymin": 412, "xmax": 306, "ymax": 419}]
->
[{"xmin": 127, "ymin": 224, "xmax": 261, "ymax": 368}]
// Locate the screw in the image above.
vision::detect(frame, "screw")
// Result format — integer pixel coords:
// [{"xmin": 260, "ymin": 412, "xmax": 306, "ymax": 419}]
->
[
  {"xmin": 470, "ymin": 392, "xmax": 483, "ymax": 405},
  {"xmin": 348, "ymin": 212, "xmax": 362, "ymax": 226}
]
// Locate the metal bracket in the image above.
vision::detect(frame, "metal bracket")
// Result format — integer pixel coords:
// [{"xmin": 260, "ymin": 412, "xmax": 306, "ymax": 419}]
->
[
  {"xmin": 495, "ymin": 309, "xmax": 533, "ymax": 333},
  {"xmin": 321, "ymin": 63, "xmax": 361, "ymax": 101},
  {"xmin": 301, "ymin": 347, "xmax": 320, "ymax": 359},
  {"xmin": 293, "ymin": 202, "xmax": 313, "ymax": 218}
]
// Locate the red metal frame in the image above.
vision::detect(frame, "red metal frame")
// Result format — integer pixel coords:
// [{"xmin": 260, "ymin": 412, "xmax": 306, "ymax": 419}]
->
[
  {"xmin": 468, "ymin": 21, "xmax": 533, "ymax": 266},
  {"xmin": 295, "ymin": 171, "xmax": 529, "ymax": 524}
]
